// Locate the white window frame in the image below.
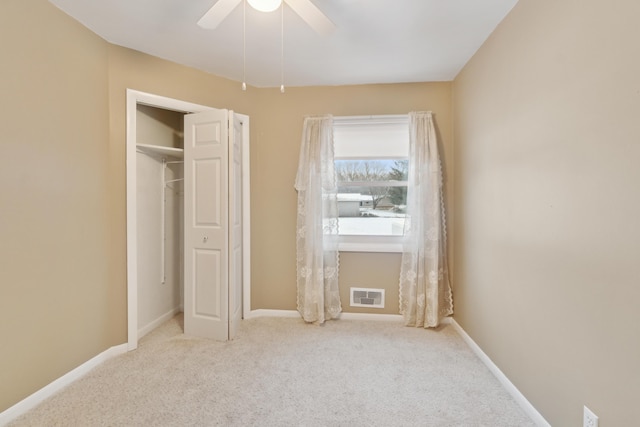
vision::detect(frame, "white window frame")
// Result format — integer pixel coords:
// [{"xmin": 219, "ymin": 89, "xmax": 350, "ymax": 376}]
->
[{"xmin": 333, "ymin": 114, "xmax": 409, "ymax": 253}]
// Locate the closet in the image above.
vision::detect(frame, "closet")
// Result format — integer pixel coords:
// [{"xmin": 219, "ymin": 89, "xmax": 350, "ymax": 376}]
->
[
  {"xmin": 128, "ymin": 93, "xmax": 249, "ymax": 345},
  {"xmin": 136, "ymin": 105, "xmax": 185, "ymax": 338}
]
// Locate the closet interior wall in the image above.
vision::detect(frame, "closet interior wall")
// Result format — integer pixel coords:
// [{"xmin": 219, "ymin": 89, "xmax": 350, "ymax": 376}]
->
[{"xmin": 136, "ymin": 104, "xmax": 185, "ymax": 337}]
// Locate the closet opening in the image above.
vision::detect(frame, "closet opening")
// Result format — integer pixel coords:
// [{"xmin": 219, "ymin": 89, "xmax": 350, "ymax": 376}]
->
[{"xmin": 135, "ymin": 104, "xmax": 186, "ymax": 339}]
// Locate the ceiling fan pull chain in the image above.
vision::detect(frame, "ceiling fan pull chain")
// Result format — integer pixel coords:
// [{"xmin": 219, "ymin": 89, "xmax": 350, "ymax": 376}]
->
[
  {"xmin": 280, "ymin": 2, "xmax": 285, "ymax": 93},
  {"xmin": 242, "ymin": 0, "xmax": 247, "ymax": 91}
]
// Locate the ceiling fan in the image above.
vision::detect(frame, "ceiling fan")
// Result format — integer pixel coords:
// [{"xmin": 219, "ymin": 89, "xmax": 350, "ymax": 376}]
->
[{"xmin": 198, "ymin": 0, "xmax": 335, "ymax": 35}]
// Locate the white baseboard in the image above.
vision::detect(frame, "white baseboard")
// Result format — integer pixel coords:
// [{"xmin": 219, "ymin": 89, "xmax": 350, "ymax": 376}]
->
[
  {"xmin": 246, "ymin": 309, "xmax": 405, "ymax": 322},
  {"xmin": 338, "ymin": 312, "xmax": 403, "ymax": 321},
  {"xmin": 245, "ymin": 309, "xmax": 300, "ymax": 319},
  {"xmin": 449, "ymin": 319, "xmax": 550, "ymax": 427},
  {"xmin": 0, "ymin": 343, "xmax": 128, "ymax": 426},
  {"xmin": 138, "ymin": 307, "xmax": 182, "ymax": 339}
]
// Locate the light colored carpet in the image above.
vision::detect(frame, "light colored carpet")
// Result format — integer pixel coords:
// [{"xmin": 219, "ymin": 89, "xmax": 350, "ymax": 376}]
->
[{"xmin": 9, "ymin": 315, "xmax": 536, "ymax": 426}]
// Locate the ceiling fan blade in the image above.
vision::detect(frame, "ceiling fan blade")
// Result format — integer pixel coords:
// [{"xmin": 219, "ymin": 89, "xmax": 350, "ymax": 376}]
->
[
  {"xmin": 285, "ymin": 0, "xmax": 336, "ymax": 36},
  {"xmin": 197, "ymin": 0, "xmax": 242, "ymax": 29}
]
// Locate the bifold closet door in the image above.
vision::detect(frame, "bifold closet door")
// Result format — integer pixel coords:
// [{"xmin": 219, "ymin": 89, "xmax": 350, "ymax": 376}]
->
[
  {"xmin": 228, "ymin": 112, "xmax": 244, "ymax": 340},
  {"xmin": 183, "ymin": 108, "xmax": 229, "ymax": 341}
]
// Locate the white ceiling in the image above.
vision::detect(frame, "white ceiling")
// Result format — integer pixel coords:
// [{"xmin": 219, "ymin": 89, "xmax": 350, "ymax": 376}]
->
[{"xmin": 48, "ymin": 0, "xmax": 518, "ymax": 88}]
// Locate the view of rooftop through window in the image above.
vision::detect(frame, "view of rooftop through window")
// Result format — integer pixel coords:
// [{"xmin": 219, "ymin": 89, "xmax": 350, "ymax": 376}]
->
[{"xmin": 335, "ymin": 159, "xmax": 408, "ymax": 236}]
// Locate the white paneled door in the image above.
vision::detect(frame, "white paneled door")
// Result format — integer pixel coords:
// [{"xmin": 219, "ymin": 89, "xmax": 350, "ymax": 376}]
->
[{"xmin": 183, "ymin": 108, "xmax": 244, "ymax": 341}]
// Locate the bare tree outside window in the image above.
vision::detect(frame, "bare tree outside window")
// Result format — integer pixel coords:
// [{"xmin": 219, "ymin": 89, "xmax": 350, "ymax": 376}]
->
[
  {"xmin": 335, "ymin": 160, "xmax": 392, "ymax": 209},
  {"xmin": 387, "ymin": 160, "xmax": 408, "ymax": 211},
  {"xmin": 335, "ymin": 159, "xmax": 408, "ymax": 215}
]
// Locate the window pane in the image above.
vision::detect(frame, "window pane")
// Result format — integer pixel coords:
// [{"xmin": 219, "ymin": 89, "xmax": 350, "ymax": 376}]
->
[
  {"xmin": 335, "ymin": 160, "xmax": 408, "ymax": 236},
  {"xmin": 335, "ymin": 159, "xmax": 408, "ymax": 182}
]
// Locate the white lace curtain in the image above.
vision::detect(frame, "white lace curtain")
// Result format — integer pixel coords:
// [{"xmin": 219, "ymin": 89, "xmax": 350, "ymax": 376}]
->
[
  {"xmin": 294, "ymin": 115, "xmax": 342, "ymax": 323},
  {"xmin": 399, "ymin": 111, "xmax": 453, "ymax": 328}
]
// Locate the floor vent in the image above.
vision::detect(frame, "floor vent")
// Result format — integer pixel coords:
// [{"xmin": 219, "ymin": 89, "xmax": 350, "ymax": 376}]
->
[{"xmin": 350, "ymin": 287, "xmax": 385, "ymax": 308}]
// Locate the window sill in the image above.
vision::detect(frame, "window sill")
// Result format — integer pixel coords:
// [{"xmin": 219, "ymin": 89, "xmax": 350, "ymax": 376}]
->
[{"xmin": 338, "ymin": 236, "xmax": 403, "ymax": 253}]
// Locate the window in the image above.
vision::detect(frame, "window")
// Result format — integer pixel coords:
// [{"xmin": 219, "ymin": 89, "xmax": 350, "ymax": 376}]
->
[{"xmin": 333, "ymin": 115, "xmax": 409, "ymax": 252}]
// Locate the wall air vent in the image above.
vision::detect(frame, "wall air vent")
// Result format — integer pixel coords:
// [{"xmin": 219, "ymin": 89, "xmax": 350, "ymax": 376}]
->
[{"xmin": 350, "ymin": 287, "xmax": 385, "ymax": 308}]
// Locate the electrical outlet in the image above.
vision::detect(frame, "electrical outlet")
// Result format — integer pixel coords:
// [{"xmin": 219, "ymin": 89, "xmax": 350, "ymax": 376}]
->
[{"xmin": 583, "ymin": 406, "xmax": 598, "ymax": 427}]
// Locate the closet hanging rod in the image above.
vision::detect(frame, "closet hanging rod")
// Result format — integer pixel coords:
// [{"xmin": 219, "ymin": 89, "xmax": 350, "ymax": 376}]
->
[
  {"xmin": 165, "ymin": 160, "xmax": 184, "ymax": 164},
  {"xmin": 165, "ymin": 178, "xmax": 184, "ymax": 184}
]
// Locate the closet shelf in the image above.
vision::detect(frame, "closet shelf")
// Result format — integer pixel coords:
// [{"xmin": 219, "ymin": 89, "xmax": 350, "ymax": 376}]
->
[{"xmin": 137, "ymin": 143, "xmax": 183, "ymax": 159}]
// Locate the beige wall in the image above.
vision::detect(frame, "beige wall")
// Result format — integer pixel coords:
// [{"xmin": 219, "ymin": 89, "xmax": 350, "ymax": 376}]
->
[
  {"xmin": 0, "ymin": 0, "xmax": 111, "ymax": 411},
  {"xmin": 106, "ymin": 51, "xmax": 454, "ymax": 318},
  {"xmin": 452, "ymin": 0, "xmax": 640, "ymax": 425},
  {"xmin": 5, "ymin": 0, "xmax": 639, "ymax": 423},
  {"xmin": 104, "ymin": 44, "xmax": 261, "ymax": 349},
  {"xmin": 136, "ymin": 104, "xmax": 184, "ymax": 149},
  {"xmin": 0, "ymin": 0, "xmax": 453, "ymax": 412},
  {"xmin": 250, "ymin": 83, "xmax": 453, "ymax": 313}
]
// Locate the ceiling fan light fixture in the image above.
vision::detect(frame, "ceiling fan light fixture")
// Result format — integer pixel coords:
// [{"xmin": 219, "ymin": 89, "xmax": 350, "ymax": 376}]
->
[{"xmin": 247, "ymin": 0, "xmax": 282, "ymax": 13}]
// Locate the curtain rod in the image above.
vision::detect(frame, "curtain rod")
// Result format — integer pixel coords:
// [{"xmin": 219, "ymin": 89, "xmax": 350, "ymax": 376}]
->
[{"xmin": 333, "ymin": 114, "xmax": 409, "ymax": 125}]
